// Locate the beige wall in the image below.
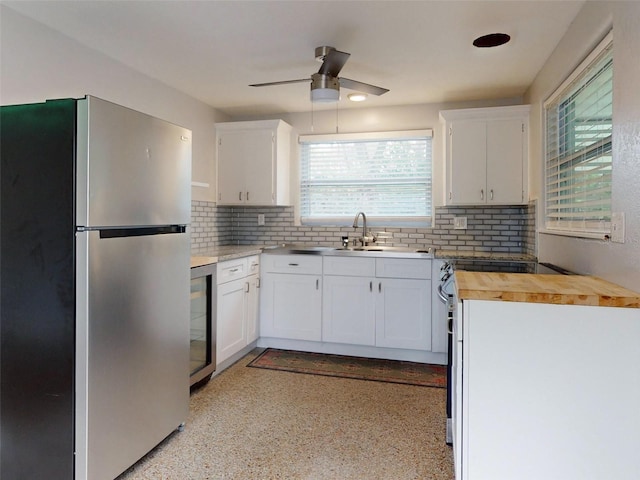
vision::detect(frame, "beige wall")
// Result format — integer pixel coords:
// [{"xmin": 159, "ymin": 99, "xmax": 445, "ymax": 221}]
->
[
  {"xmin": 524, "ymin": 1, "xmax": 640, "ymax": 290},
  {"xmin": 0, "ymin": 6, "xmax": 226, "ymax": 202}
]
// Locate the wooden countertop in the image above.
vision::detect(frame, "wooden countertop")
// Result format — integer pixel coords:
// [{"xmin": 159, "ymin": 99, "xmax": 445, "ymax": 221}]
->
[{"xmin": 455, "ymin": 271, "xmax": 640, "ymax": 308}]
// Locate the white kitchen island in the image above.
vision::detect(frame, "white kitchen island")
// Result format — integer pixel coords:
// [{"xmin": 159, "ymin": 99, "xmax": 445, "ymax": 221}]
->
[{"xmin": 453, "ymin": 272, "xmax": 640, "ymax": 480}]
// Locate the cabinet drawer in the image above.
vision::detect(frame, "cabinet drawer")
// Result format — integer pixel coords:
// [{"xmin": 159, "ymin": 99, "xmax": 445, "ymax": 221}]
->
[
  {"xmin": 217, "ymin": 258, "xmax": 247, "ymax": 284},
  {"xmin": 376, "ymin": 258, "xmax": 431, "ymax": 279},
  {"xmin": 323, "ymin": 256, "xmax": 375, "ymax": 277},
  {"xmin": 261, "ymin": 254, "xmax": 322, "ymax": 275}
]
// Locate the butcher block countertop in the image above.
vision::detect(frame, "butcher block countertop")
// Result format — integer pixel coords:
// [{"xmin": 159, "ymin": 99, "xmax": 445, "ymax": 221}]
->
[{"xmin": 455, "ymin": 271, "xmax": 640, "ymax": 308}]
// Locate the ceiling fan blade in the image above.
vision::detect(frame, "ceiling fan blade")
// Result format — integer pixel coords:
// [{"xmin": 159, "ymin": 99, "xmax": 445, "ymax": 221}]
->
[
  {"xmin": 339, "ymin": 77, "xmax": 389, "ymax": 96},
  {"xmin": 318, "ymin": 49, "xmax": 350, "ymax": 77},
  {"xmin": 249, "ymin": 78, "xmax": 310, "ymax": 87}
]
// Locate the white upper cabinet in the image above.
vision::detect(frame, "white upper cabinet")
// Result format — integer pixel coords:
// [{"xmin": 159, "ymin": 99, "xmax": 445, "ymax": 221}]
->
[
  {"xmin": 440, "ymin": 105, "xmax": 530, "ymax": 206},
  {"xmin": 215, "ymin": 119, "xmax": 292, "ymax": 206}
]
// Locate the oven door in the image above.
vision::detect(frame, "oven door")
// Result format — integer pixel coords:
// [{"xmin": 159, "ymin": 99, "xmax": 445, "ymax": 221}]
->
[{"xmin": 190, "ymin": 263, "xmax": 217, "ymax": 387}]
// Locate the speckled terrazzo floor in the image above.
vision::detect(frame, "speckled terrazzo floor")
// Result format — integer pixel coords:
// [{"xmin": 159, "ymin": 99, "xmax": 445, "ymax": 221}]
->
[{"xmin": 118, "ymin": 349, "xmax": 454, "ymax": 480}]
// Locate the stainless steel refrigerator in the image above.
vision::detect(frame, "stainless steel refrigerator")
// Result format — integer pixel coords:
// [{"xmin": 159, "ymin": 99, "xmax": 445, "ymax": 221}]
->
[{"xmin": 1, "ymin": 96, "xmax": 192, "ymax": 480}]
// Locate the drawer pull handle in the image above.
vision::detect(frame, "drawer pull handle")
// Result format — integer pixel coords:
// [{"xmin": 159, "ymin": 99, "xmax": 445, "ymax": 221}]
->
[
  {"xmin": 229, "ymin": 268, "xmax": 240, "ymax": 273},
  {"xmin": 288, "ymin": 263, "xmax": 299, "ymax": 266}
]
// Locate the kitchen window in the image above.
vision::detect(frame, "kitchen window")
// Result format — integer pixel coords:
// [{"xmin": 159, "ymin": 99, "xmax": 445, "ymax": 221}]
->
[
  {"xmin": 299, "ymin": 130, "xmax": 432, "ymax": 226},
  {"xmin": 544, "ymin": 32, "xmax": 613, "ymax": 237}
]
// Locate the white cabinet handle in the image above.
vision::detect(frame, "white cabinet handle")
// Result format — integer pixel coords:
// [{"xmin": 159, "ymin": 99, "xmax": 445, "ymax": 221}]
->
[
  {"xmin": 229, "ymin": 268, "xmax": 239, "ymax": 273},
  {"xmin": 257, "ymin": 278, "xmax": 261, "ymax": 288},
  {"xmin": 245, "ymin": 281, "xmax": 250, "ymax": 293},
  {"xmin": 490, "ymin": 189, "xmax": 494, "ymax": 200},
  {"xmin": 480, "ymin": 189, "xmax": 484, "ymax": 201}
]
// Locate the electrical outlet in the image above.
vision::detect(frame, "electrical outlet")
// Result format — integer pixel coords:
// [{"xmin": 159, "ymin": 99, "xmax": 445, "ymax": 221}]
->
[
  {"xmin": 257, "ymin": 214, "xmax": 265, "ymax": 226},
  {"xmin": 453, "ymin": 216, "xmax": 467, "ymax": 230},
  {"xmin": 611, "ymin": 212, "xmax": 625, "ymax": 243}
]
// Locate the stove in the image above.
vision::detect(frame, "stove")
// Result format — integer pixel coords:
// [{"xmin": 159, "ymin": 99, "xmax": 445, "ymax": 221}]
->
[{"xmin": 451, "ymin": 260, "xmax": 574, "ymax": 275}]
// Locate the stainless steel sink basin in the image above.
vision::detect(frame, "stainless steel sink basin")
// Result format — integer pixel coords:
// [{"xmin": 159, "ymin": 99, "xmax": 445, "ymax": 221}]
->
[
  {"xmin": 261, "ymin": 244, "xmax": 335, "ymax": 255},
  {"xmin": 262, "ymin": 244, "xmax": 434, "ymax": 258}
]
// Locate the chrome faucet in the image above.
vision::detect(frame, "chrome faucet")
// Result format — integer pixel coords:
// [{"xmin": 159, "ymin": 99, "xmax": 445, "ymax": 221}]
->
[{"xmin": 352, "ymin": 211, "xmax": 373, "ymax": 246}]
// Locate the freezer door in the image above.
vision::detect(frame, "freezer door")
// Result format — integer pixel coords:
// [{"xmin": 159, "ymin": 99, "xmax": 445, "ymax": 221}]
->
[
  {"xmin": 76, "ymin": 96, "xmax": 191, "ymax": 227},
  {"xmin": 75, "ymin": 229, "xmax": 190, "ymax": 480}
]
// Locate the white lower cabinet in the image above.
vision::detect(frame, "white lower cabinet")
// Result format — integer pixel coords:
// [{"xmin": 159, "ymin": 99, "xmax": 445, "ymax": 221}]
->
[
  {"xmin": 246, "ymin": 272, "xmax": 260, "ymax": 344},
  {"xmin": 322, "ymin": 275, "xmax": 376, "ymax": 345},
  {"xmin": 322, "ymin": 257, "xmax": 432, "ymax": 350},
  {"xmin": 258, "ymin": 253, "xmax": 439, "ymax": 361},
  {"xmin": 375, "ymin": 277, "xmax": 431, "ymax": 350},
  {"xmin": 454, "ymin": 299, "xmax": 640, "ymax": 480},
  {"xmin": 217, "ymin": 277, "xmax": 247, "ymax": 363},
  {"xmin": 260, "ymin": 254, "xmax": 322, "ymax": 341},
  {"xmin": 216, "ymin": 255, "xmax": 260, "ymax": 365}
]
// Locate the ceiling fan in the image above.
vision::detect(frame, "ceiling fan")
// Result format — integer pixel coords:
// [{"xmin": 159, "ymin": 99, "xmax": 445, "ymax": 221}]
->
[{"xmin": 249, "ymin": 46, "xmax": 389, "ymax": 103}]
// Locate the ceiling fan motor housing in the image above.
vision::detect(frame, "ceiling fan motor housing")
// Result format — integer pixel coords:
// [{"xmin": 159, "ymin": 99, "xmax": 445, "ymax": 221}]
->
[{"xmin": 310, "ymin": 73, "xmax": 340, "ymax": 102}]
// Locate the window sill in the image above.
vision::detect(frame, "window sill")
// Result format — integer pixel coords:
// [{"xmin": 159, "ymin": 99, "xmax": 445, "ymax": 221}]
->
[{"xmin": 539, "ymin": 229, "xmax": 609, "ymax": 241}]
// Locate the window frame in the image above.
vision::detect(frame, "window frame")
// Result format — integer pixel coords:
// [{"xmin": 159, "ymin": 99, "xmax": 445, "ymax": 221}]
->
[
  {"xmin": 542, "ymin": 31, "xmax": 613, "ymax": 239},
  {"xmin": 298, "ymin": 129, "xmax": 433, "ymax": 227}
]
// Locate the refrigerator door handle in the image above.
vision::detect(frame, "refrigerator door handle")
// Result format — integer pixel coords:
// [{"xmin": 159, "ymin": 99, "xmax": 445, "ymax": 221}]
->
[{"xmin": 98, "ymin": 225, "xmax": 186, "ymax": 239}]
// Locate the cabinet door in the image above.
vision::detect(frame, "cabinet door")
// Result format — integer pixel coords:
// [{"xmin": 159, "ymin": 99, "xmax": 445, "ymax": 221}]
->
[
  {"xmin": 486, "ymin": 119, "xmax": 524, "ymax": 204},
  {"xmin": 243, "ymin": 129, "xmax": 275, "ymax": 205},
  {"xmin": 246, "ymin": 274, "xmax": 260, "ymax": 344},
  {"xmin": 322, "ymin": 276, "xmax": 376, "ymax": 345},
  {"xmin": 375, "ymin": 278, "xmax": 431, "ymax": 350},
  {"xmin": 260, "ymin": 273, "xmax": 322, "ymax": 341},
  {"xmin": 217, "ymin": 131, "xmax": 248, "ymax": 204},
  {"xmin": 216, "ymin": 277, "xmax": 247, "ymax": 364},
  {"xmin": 449, "ymin": 121, "xmax": 487, "ymax": 205},
  {"xmin": 452, "ymin": 301, "xmax": 463, "ymax": 479}
]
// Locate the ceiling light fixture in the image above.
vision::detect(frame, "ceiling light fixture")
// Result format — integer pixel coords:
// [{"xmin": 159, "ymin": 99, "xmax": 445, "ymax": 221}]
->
[
  {"xmin": 348, "ymin": 93, "xmax": 368, "ymax": 102},
  {"xmin": 310, "ymin": 72, "xmax": 340, "ymax": 103},
  {"xmin": 473, "ymin": 33, "xmax": 511, "ymax": 48}
]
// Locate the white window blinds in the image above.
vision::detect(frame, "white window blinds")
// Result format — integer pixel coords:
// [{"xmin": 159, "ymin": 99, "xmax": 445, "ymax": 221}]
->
[
  {"xmin": 544, "ymin": 33, "xmax": 613, "ymax": 236},
  {"xmin": 299, "ymin": 130, "xmax": 432, "ymax": 225}
]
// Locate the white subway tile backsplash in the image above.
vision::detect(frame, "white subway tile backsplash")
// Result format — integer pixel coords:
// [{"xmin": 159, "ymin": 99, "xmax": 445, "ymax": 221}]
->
[{"xmin": 190, "ymin": 201, "xmax": 537, "ymax": 255}]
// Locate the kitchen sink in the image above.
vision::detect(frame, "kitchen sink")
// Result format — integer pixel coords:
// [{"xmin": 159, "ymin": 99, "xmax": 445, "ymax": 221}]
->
[
  {"xmin": 261, "ymin": 245, "xmax": 335, "ymax": 255},
  {"xmin": 262, "ymin": 244, "xmax": 434, "ymax": 258}
]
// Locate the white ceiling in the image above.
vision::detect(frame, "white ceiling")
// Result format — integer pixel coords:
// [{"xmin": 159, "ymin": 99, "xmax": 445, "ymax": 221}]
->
[{"xmin": 4, "ymin": 0, "xmax": 585, "ymax": 117}]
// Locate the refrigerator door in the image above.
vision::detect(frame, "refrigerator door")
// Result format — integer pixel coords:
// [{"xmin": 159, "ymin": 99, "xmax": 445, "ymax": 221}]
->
[
  {"xmin": 75, "ymin": 229, "xmax": 190, "ymax": 480},
  {"xmin": 76, "ymin": 96, "xmax": 191, "ymax": 228},
  {"xmin": 1, "ymin": 99, "xmax": 77, "ymax": 479}
]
